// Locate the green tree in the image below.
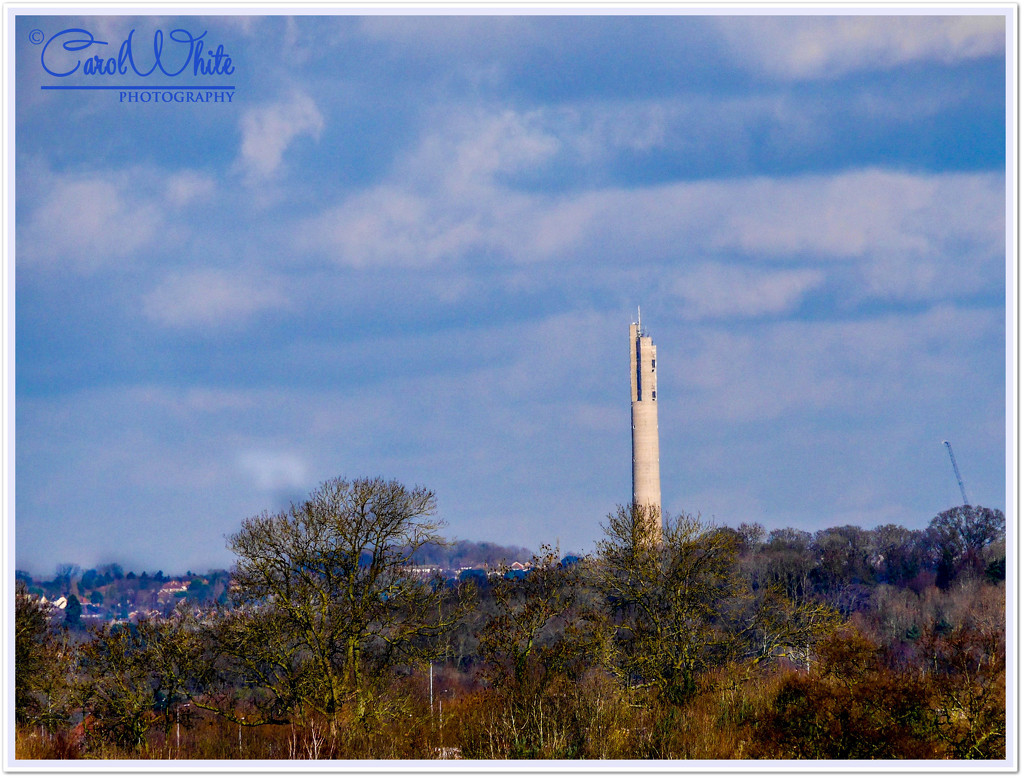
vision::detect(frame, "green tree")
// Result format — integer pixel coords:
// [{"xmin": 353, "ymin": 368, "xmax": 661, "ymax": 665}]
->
[
  {"xmin": 185, "ymin": 578, "xmax": 211, "ymax": 603},
  {"xmin": 99, "ymin": 563, "xmax": 124, "ymax": 581},
  {"xmin": 225, "ymin": 476, "xmax": 463, "ymax": 724},
  {"xmin": 920, "ymin": 597, "xmax": 1006, "ymax": 759},
  {"xmin": 64, "ymin": 594, "xmax": 82, "ymax": 628},
  {"xmin": 197, "ymin": 603, "xmax": 309, "ymax": 726}
]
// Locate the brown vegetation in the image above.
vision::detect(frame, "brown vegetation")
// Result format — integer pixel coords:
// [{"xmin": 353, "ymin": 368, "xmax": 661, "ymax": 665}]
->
[{"xmin": 14, "ymin": 479, "xmax": 1006, "ymax": 761}]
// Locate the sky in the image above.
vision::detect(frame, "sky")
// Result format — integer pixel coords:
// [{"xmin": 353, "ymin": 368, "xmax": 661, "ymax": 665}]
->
[{"xmin": 11, "ymin": 11, "xmax": 1011, "ymax": 576}]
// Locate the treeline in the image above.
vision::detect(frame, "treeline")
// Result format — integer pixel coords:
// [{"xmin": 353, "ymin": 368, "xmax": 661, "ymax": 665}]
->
[
  {"xmin": 15, "ymin": 477, "xmax": 1005, "ymax": 761},
  {"xmin": 411, "ymin": 539, "xmax": 535, "ymax": 569}
]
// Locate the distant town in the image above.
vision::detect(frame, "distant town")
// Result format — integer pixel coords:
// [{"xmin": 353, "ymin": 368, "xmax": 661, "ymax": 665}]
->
[{"xmin": 15, "ymin": 539, "xmax": 547, "ymax": 627}]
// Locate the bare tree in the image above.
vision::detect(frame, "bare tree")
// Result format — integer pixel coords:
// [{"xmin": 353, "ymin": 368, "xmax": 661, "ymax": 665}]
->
[
  {"xmin": 54, "ymin": 563, "xmax": 81, "ymax": 593},
  {"xmin": 926, "ymin": 505, "xmax": 1004, "ymax": 589},
  {"xmin": 744, "ymin": 527, "xmax": 816, "ymax": 603},
  {"xmin": 595, "ymin": 506, "xmax": 745, "ymax": 703},
  {"xmin": 742, "ymin": 584, "xmax": 842, "ymax": 670},
  {"xmin": 225, "ymin": 476, "xmax": 463, "ymax": 723},
  {"xmin": 15, "ymin": 581, "xmax": 75, "ymax": 729},
  {"xmin": 869, "ymin": 524, "xmax": 929, "ymax": 587},
  {"xmin": 78, "ymin": 616, "xmax": 191, "ymax": 751},
  {"xmin": 477, "ymin": 546, "xmax": 579, "ymax": 688}
]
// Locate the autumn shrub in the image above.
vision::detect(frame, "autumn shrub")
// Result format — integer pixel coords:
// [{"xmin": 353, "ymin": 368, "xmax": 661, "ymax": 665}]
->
[
  {"xmin": 748, "ymin": 629, "xmax": 944, "ymax": 758},
  {"xmin": 921, "ymin": 623, "xmax": 1005, "ymax": 759},
  {"xmin": 564, "ymin": 669, "xmax": 640, "ymax": 759},
  {"xmin": 449, "ymin": 675, "xmax": 578, "ymax": 758},
  {"xmin": 15, "ymin": 726, "xmax": 83, "ymax": 760},
  {"xmin": 445, "ymin": 666, "xmax": 641, "ymax": 759}
]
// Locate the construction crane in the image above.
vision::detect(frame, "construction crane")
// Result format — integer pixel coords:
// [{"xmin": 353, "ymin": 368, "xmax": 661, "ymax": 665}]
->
[{"xmin": 943, "ymin": 440, "xmax": 970, "ymax": 506}]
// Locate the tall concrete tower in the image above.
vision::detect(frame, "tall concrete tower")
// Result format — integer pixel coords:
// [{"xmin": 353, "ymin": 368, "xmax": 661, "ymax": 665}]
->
[{"xmin": 630, "ymin": 310, "xmax": 662, "ymax": 533}]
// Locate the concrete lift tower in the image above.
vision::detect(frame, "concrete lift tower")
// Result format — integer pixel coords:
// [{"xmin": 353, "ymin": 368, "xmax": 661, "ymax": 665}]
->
[{"xmin": 630, "ymin": 310, "xmax": 662, "ymax": 538}]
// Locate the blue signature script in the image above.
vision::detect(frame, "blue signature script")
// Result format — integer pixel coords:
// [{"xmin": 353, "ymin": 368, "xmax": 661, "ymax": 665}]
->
[{"xmin": 41, "ymin": 27, "xmax": 235, "ymax": 78}]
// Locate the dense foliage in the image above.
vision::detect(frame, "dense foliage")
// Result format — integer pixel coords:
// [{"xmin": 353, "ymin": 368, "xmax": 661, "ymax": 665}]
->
[{"xmin": 15, "ymin": 479, "xmax": 1006, "ymax": 761}]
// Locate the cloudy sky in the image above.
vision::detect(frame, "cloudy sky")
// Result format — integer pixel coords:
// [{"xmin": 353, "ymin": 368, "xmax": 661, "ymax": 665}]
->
[{"xmin": 13, "ymin": 11, "xmax": 1010, "ymax": 576}]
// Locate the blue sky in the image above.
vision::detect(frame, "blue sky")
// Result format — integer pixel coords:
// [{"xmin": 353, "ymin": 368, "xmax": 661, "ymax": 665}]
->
[{"xmin": 13, "ymin": 12, "xmax": 1010, "ymax": 576}]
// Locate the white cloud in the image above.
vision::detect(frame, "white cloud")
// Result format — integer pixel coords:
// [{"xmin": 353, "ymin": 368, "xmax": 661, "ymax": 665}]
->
[
  {"xmin": 355, "ymin": 15, "xmax": 1005, "ymax": 85},
  {"xmin": 300, "ymin": 185, "xmax": 471, "ymax": 269},
  {"xmin": 126, "ymin": 386, "xmax": 260, "ymax": 417},
  {"xmin": 709, "ymin": 169, "xmax": 1002, "ymax": 260},
  {"xmin": 165, "ymin": 171, "xmax": 217, "ymax": 208},
  {"xmin": 142, "ymin": 268, "xmax": 288, "ymax": 329},
  {"xmin": 210, "ymin": 15, "xmax": 264, "ymax": 38},
  {"xmin": 294, "ymin": 102, "xmax": 1002, "ymax": 309},
  {"xmin": 411, "ymin": 108, "xmax": 561, "ymax": 196},
  {"xmin": 671, "ymin": 265, "xmax": 826, "ymax": 319},
  {"xmin": 554, "ymin": 169, "xmax": 1002, "ymax": 285},
  {"xmin": 20, "ymin": 173, "xmax": 163, "ymax": 272},
  {"xmin": 296, "ymin": 109, "xmax": 559, "ymax": 267},
  {"xmin": 237, "ymin": 450, "xmax": 309, "ymax": 493},
  {"xmin": 18, "ymin": 163, "xmax": 230, "ymax": 274},
  {"xmin": 715, "ymin": 16, "xmax": 1005, "ymax": 80},
  {"xmin": 236, "ymin": 91, "xmax": 325, "ymax": 180},
  {"xmin": 357, "ymin": 16, "xmax": 543, "ymax": 61},
  {"xmin": 571, "ymin": 169, "xmax": 1003, "ymax": 307},
  {"xmin": 667, "ymin": 305, "xmax": 1001, "ymax": 425}
]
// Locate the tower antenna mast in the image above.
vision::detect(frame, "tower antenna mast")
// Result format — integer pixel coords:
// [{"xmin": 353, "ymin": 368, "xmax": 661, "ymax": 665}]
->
[
  {"xmin": 629, "ymin": 312, "xmax": 661, "ymax": 539},
  {"xmin": 943, "ymin": 440, "xmax": 970, "ymax": 506}
]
